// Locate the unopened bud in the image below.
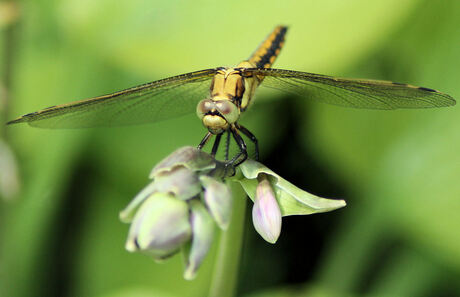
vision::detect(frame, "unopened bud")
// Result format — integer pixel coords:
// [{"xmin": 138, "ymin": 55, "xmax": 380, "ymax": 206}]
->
[
  {"xmin": 200, "ymin": 176, "xmax": 232, "ymax": 230},
  {"xmin": 125, "ymin": 193, "xmax": 191, "ymax": 259},
  {"xmin": 252, "ymin": 174, "xmax": 282, "ymax": 243},
  {"xmin": 183, "ymin": 200, "xmax": 215, "ymax": 280}
]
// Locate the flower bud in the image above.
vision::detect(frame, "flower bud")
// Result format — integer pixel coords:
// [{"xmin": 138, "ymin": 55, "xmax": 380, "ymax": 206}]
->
[
  {"xmin": 150, "ymin": 146, "xmax": 216, "ymax": 178},
  {"xmin": 125, "ymin": 192, "xmax": 191, "ymax": 259},
  {"xmin": 120, "ymin": 165, "xmax": 203, "ymax": 223},
  {"xmin": 200, "ymin": 175, "xmax": 232, "ymax": 230},
  {"xmin": 252, "ymin": 174, "xmax": 282, "ymax": 243},
  {"xmin": 153, "ymin": 166, "xmax": 202, "ymax": 200},
  {"xmin": 183, "ymin": 200, "xmax": 215, "ymax": 280}
]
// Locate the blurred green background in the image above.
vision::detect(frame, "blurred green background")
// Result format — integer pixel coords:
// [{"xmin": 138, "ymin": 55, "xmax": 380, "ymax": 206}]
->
[{"xmin": 1, "ymin": 0, "xmax": 459, "ymax": 296}]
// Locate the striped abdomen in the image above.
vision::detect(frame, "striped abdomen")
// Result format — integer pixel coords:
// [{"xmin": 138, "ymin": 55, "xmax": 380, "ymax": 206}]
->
[{"xmin": 248, "ymin": 26, "xmax": 287, "ymax": 68}]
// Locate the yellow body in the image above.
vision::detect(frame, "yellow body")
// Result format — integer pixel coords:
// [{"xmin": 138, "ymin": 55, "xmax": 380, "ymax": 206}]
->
[{"xmin": 200, "ymin": 26, "xmax": 287, "ymax": 134}]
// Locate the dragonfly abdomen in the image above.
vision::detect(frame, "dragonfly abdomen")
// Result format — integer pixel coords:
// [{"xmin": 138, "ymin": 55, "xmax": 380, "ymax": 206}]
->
[{"xmin": 249, "ymin": 26, "xmax": 287, "ymax": 69}]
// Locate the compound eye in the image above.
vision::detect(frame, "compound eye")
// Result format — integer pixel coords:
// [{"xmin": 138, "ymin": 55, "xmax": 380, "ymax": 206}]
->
[
  {"xmin": 196, "ymin": 99, "xmax": 215, "ymax": 119},
  {"xmin": 215, "ymin": 100, "xmax": 239, "ymax": 124}
]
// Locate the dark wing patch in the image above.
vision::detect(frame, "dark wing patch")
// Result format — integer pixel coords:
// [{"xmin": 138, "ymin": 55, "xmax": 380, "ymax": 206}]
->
[
  {"xmin": 7, "ymin": 69, "xmax": 217, "ymax": 128},
  {"xmin": 244, "ymin": 68, "xmax": 456, "ymax": 109}
]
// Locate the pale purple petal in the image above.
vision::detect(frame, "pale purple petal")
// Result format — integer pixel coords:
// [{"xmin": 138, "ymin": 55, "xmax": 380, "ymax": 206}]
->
[{"xmin": 252, "ymin": 177, "xmax": 282, "ymax": 243}]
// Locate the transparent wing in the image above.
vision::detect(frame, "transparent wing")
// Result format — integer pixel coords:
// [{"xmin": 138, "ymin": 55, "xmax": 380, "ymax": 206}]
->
[
  {"xmin": 245, "ymin": 68, "xmax": 456, "ymax": 109},
  {"xmin": 7, "ymin": 69, "xmax": 217, "ymax": 128}
]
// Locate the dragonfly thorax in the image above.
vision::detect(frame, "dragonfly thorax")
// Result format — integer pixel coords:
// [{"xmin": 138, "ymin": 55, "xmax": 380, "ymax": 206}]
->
[{"xmin": 196, "ymin": 98, "xmax": 239, "ymax": 134}]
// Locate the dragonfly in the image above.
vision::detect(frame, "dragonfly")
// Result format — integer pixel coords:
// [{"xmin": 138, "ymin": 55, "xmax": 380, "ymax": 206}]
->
[{"xmin": 7, "ymin": 26, "xmax": 456, "ymax": 166}]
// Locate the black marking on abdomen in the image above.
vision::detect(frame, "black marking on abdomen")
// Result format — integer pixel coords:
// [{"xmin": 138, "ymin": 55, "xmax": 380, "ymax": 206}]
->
[{"xmin": 249, "ymin": 26, "xmax": 287, "ymax": 69}]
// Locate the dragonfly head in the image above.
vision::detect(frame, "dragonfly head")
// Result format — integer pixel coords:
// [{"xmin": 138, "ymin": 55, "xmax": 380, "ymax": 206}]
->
[{"xmin": 196, "ymin": 98, "xmax": 239, "ymax": 134}]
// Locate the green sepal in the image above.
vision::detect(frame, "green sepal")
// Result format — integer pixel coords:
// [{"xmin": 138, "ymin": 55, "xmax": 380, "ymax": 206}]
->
[{"xmin": 234, "ymin": 160, "xmax": 346, "ymax": 216}]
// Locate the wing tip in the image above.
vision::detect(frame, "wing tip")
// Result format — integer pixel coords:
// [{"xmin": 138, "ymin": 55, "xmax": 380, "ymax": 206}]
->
[
  {"xmin": 415, "ymin": 85, "xmax": 456, "ymax": 107},
  {"xmin": 436, "ymin": 92, "xmax": 456, "ymax": 107},
  {"xmin": 446, "ymin": 95, "xmax": 457, "ymax": 107},
  {"xmin": 6, "ymin": 116, "xmax": 28, "ymax": 125}
]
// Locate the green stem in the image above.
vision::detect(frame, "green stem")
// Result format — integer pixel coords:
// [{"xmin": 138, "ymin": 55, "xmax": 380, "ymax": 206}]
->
[{"xmin": 208, "ymin": 182, "xmax": 247, "ymax": 297}]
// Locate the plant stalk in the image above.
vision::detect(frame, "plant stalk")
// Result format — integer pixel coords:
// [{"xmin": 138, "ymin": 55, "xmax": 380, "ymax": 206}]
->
[{"xmin": 208, "ymin": 182, "xmax": 247, "ymax": 297}]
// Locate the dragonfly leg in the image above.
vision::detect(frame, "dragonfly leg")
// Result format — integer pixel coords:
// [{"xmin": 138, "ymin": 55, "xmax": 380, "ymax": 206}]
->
[
  {"xmin": 197, "ymin": 132, "xmax": 213, "ymax": 150},
  {"xmin": 228, "ymin": 126, "xmax": 248, "ymax": 167},
  {"xmin": 225, "ymin": 130, "xmax": 231, "ymax": 161},
  {"xmin": 237, "ymin": 124, "xmax": 259, "ymax": 161},
  {"xmin": 211, "ymin": 133, "xmax": 223, "ymax": 157}
]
